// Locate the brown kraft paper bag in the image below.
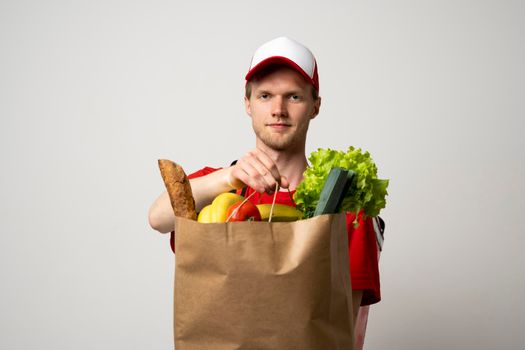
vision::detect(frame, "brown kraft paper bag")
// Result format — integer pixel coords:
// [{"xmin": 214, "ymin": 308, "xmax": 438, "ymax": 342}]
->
[{"xmin": 173, "ymin": 213, "xmax": 355, "ymax": 350}]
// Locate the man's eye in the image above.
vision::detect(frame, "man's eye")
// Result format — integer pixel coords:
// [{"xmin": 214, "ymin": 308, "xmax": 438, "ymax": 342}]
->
[
  {"xmin": 290, "ymin": 95, "xmax": 301, "ymax": 101},
  {"xmin": 260, "ymin": 94, "xmax": 269, "ymax": 99}
]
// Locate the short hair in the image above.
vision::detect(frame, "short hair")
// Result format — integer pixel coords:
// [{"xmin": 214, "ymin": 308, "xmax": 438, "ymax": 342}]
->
[{"xmin": 245, "ymin": 64, "xmax": 319, "ymax": 101}]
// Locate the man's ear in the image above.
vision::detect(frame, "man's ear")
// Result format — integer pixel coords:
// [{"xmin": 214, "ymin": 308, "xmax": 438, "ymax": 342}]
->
[
  {"xmin": 311, "ymin": 96, "xmax": 321, "ymax": 119},
  {"xmin": 244, "ymin": 96, "xmax": 252, "ymax": 117}
]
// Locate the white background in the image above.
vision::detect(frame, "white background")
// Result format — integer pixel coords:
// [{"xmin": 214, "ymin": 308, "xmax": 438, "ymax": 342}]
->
[{"xmin": 1, "ymin": 0, "xmax": 524, "ymax": 349}]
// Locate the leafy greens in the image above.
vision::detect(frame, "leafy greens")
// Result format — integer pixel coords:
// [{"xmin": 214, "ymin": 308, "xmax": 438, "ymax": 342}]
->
[{"xmin": 294, "ymin": 147, "xmax": 389, "ymax": 219}]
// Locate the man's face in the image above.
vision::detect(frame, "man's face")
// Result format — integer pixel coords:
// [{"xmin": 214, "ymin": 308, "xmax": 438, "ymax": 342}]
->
[{"xmin": 245, "ymin": 67, "xmax": 321, "ymax": 152}]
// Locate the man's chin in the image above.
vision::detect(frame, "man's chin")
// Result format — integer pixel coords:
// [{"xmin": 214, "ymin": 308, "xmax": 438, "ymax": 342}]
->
[
  {"xmin": 254, "ymin": 127, "xmax": 304, "ymax": 151},
  {"xmin": 260, "ymin": 136, "xmax": 294, "ymax": 151}
]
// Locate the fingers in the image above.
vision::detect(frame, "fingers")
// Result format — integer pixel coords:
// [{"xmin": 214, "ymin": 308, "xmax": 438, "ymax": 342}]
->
[
  {"xmin": 280, "ymin": 175, "xmax": 289, "ymax": 189},
  {"xmin": 249, "ymin": 150, "xmax": 281, "ymax": 181},
  {"xmin": 231, "ymin": 149, "xmax": 283, "ymax": 193},
  {"xmin": 234, "ymin": 158, "xmax": 269, "ymax": 193}
]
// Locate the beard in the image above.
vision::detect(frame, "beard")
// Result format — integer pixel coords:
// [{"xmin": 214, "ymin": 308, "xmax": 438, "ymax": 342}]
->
[{"xmin": 252, "ymin": 122, "xmax": 310, "ymax": 151}]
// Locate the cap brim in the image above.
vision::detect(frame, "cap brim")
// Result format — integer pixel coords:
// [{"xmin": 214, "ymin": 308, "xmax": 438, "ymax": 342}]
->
[{"xmin": 245, "ymin": 56, "xmax": 315, "ymax": 87}]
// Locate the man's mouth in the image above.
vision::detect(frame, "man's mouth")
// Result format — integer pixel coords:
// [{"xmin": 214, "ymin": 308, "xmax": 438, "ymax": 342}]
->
[{"xmin": 267, "ymin": 123, "xmax": 292, "ymax": 130}]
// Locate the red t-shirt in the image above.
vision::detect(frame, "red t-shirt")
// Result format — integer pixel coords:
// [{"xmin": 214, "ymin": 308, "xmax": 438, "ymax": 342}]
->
[{"xmin": 170, "ymin": 166, "xmax": 381, "ymax": 306}]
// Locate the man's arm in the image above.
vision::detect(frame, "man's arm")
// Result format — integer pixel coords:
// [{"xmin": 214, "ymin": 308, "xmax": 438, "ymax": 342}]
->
[
  {"xmin": 148, "ymin": 167, "xmax": 235, "ymax": 233},
  {"xmin": 148, "ymin": 148, "xmax": 289, "ymax": 233}
]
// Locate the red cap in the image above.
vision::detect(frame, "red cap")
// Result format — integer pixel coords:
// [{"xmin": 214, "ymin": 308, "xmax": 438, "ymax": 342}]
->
[{"xmin": 245, "ymin": 37, "xmax": 319, "ymax": 92}]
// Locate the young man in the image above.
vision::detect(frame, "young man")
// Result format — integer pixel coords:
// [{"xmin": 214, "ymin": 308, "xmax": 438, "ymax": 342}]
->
[{"xmin": 148, "ymin": 37, "xmax": 380, "ymax": 318}]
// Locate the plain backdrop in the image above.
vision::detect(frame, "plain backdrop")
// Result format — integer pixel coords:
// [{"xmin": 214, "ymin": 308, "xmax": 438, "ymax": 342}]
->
[{"xmin": 1, "ymin": 0, "xmax": 524, "ymax": 349}]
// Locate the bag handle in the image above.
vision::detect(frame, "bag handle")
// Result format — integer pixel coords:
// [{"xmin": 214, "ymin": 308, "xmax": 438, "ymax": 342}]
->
[
  {"xmin": 225, "ymin": 183, "xmax": 284, "ymax": 223},
  {"xmin": 268, "ymin": 183, "xmax": 280, "ymax": 222},
  {"xmin": 225, "ymin": 190, "xmax": 258, "ymax": 222}
]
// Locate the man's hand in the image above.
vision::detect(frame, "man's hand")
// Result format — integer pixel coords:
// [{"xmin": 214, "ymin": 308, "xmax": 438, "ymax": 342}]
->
[
  {"xmin": 149, "ymin": 148, "xmax": 290, "ymax": 233},
  {"xmin": 228, "ymin": 149, "xmax": 290, "ymax": 193}
]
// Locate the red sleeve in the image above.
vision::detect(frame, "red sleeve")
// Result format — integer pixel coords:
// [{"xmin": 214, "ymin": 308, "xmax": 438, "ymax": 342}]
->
[
  {"xmin": 170, "ymin": 166, "xmax": 222, "ymax": 253},
  {"xmin": 346, "ymin": 211, "xmax": 381, "ymax": 306}
]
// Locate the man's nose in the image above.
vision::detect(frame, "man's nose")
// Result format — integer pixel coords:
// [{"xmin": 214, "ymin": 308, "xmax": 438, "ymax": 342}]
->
[{"xmin": 271, "ymin": 96, "xmax": 288, "ymax": 118}]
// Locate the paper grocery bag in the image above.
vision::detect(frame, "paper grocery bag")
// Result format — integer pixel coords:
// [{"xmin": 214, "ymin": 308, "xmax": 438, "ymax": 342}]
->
[{"xmin": 173, "ymin": 214, "xmax": 354, "ymax": 350}]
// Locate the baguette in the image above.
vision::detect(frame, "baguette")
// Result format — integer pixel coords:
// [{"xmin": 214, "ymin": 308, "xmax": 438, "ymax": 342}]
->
[{"xmin": 158, "ymin": 159, "xmax": 197, "ymax": 220}]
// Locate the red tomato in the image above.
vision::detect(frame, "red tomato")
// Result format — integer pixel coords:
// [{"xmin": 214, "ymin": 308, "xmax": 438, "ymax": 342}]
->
[{"xmin": 226, "ymin": 200, "xmax": 262, "ymax": 222}]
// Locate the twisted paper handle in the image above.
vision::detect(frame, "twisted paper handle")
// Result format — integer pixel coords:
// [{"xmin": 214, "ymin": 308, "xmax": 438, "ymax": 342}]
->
[
  {"xmin": 226, "ymin": 190, "xmax": 257, "ymax": 222},
  {"xmin": 268, "ymin": 183, "xmax": 280, "ymax": 223},
  {"xmin": 226, "ymin": 183, "xmax": 290, "ymax": 223}
]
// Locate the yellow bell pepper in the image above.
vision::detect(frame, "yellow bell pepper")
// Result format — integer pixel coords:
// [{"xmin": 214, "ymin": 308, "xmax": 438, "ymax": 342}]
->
[
  {"xmin": 197, "ymin": 204, "xmax": 213, "ymax": 223},
  {"xmin": 197, "ymin": 192, "xmax": 244, "ymax": 223},
  {"xmin": 211, "ymin": 192, "xmax": 244, "ymax": 222}
]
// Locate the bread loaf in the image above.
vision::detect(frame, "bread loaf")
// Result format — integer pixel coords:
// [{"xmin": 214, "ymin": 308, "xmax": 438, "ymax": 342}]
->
[{"xmin": 158, "ymin": 159, "xmax": 197, "ymax": 220}]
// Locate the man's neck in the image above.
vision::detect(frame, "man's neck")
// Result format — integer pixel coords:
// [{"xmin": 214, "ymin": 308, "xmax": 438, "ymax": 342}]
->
[{"xmin": 255, "ymin": 142, "xmax": 308, "ymax": 191}]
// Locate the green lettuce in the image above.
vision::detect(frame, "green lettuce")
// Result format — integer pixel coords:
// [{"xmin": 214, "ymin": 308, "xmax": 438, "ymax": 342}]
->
[{"xmin": 294, "ymin": 147, "xmax": 389, "ymax": 219}]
